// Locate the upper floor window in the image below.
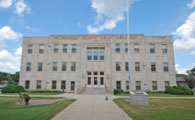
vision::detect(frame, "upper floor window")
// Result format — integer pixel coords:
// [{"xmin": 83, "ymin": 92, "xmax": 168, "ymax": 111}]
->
[
  {"xmin": 53, "ymin": 62, "xmax": 57, "ymax": 71},
  {"xmin": 162, "ymin": 44, "xmax": 167, "ymax": 53},
  {"xmin": 39, "ymin": 45, "xmax": 44, "ymax": 53},
  {"xmin": 125, "ymin": 44, "xmax": 128, "ymax": 53},
  {"xmin": 134, "ymin": 43, "xmax": 139, "ymax": 53},
  {"xmin": 87, "ymin": 48, "xmax": 92, "ymax": 60},
  {"xmin": 163, "ymin": 62, "xmax": 169, "ymax": 72},
  {"xmin": 53, "ymin": 44, "xmax": 59, "ymax": 53},
  {"xmin": 94, "ymin": 48, "xmax": 98, "ymax": 60},
  {"xmin": 150, "ymin": 44, "xmax": 155, "ymax": 53},
  {"xmin": 38, "ymin": 62, "xmax": 43, "ymax": 71},
  {"xmin": 28, "ymin": 45, "xmax": 33, "ymax": 53},
  {"xmin": 125, "ymin": 62, "xmax": 129, "ymax": 71},
  {"xmin": 26, "ymin": 62, "xmax": 31, "ymax": 71},
  {"xmin": 62, "ymin": 62, "xmax": 67, "ymax": 71},
  {"xmin": 135, "ymin": 62, "xmax": 140, "ymax": 71},
  {"xmin": 100, "ymin": 48, "xmax": 105, "ymax": 60},
  {"xmin": 71, "ymin": 62, "xmax": 76, "ymax": 71},
  {"xmin": 151, "ymin": 62, "xmax": 156, "ymax": 72},
  {"xmin": 63, "ymin": 44, "xmax": 67, "ymax": 53},
  {"xmin": 72, "ymin": 44, "xmax": 77, "ymax": 53},
  {"xmin": 116, "ymin": 62, "xmax": 121, "ymax": 71},
  {"xmin": 115, "ymin": 44, "xmax": 120, "ymax": 53}
]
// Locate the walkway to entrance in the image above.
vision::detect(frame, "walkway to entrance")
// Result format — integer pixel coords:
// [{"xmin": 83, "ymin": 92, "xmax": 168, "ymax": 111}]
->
[{"xmin": 52, "ymin": 94, "xmax": 131, "ymax": 120}]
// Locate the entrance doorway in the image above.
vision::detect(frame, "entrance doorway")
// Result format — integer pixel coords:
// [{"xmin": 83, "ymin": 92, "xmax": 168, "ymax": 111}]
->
[
  {"xmin": 71, "ymin": 81, "xmax": 75, "ymax": 91},
  {"xmin": 86, "ymin": 71, "xmax": 105, "ymax": 88}
]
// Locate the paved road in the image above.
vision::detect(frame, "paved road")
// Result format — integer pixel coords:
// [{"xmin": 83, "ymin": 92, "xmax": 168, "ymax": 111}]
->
[{"xmin": 52, "ymin": 94, "xmax": 131, "ymax": 120}]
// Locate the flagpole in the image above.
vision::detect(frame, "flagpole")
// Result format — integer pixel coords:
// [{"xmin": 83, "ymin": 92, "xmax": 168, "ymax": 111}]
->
[{"xmin": 127, "ymin": 0, "xmax": 132, "ymax": 93}]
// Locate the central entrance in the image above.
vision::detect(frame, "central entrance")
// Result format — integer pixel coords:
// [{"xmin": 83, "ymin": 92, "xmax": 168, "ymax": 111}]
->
[{"xmin": 87, "ymin": 71, "xmax": 105, "ymax": 88}]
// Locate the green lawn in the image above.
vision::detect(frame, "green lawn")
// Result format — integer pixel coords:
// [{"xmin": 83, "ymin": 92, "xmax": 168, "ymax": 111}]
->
[
  {"xmin": 115, "ymin": 93, "xmax": 195, "ymax": 97},
  {"xmin": 114, "ymin": 98, "xmax": 195, "ymax": 120},
  {"xmin": 0, "ymin": 92, "xmax": 63, "ymax": 95},
  {"xmin": 0, "ymin": 96, "xmax": 75, "ymax": 120}
]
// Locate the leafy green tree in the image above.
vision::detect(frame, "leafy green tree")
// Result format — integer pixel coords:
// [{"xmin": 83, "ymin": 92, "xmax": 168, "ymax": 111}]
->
[{"xmin": 184, "ymin": 67, "xmax": 195, "ymax": 89}]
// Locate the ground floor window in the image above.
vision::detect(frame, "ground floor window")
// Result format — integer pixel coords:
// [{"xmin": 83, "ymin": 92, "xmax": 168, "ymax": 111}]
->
[
  {"xmin": 126, "ymin": 81, "xmax": 129, "ymax": 90},
  {"xmin": 36, "ymin": 80, "xmax": 41, "ymax": 89},
  {"xmin": 152, "ymin": 81, "xmax": 157, "ymax": 90},
  {"xmin": 52, "ymin": 80, "xmax": 57, "ymax": 89},
  {"xmin": 25, "ymin": 80, "xmax": 30, "ymax": 89},
  {"xmin": 136, "ymin": 81, "xmax": 141, "ymax": 90},
  {"xmin": 61, "ymin": 81, "xmax": 66, "ymax": 89},
  {"xmin": 116, "ymin": 81, "xmax": 121, "ymax": 89},
  {"xmin": 165, "ymin": 81, "xmax": 170, "ymax": 89}
]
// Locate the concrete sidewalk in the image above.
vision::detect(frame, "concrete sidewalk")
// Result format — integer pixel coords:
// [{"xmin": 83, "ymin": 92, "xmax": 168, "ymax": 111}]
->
[{"xmin": 52, "ymin": 94, "xmax": 131, "ymax": 120}]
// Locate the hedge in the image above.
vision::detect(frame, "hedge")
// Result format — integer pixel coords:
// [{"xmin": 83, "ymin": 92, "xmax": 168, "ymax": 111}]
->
[
  {"xmin": 165, "ymin": 86, "xmax": 194, "ymax": 95},
  {"xmin": 26, "ymin": 90, "xmax": 64, "ymax": 93},
  {"xmin": 1, "ymin": 84, "xmax": 25, "ymax": 93}
]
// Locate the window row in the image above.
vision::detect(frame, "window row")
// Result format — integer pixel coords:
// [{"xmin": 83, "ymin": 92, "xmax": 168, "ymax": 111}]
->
[
  {"xmin": 27, "ymin": 44, "xmax": 77, "ymax": 54},
  {"xmin": 26, "ymin": 62, "xmax": 76, "ymax": 72},
  {"xmin": 116, "ymin": 62, "xmax": 169, "ymax": 72},
  {"xmin": 115, "ymin": 43, "xmax": 168, "ymax": 54},
  {"xmin": 87, "ymin": 48, "xmax": 105, "ymax": 60},
  {"xmin": 116, "ymin": 81, "xmax": 170, "ymax": 90}
]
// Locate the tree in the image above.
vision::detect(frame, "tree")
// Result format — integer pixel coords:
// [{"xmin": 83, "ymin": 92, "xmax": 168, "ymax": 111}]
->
[{"xmin": 184, "ymin": 67, "xmax": 195, "ymax": 89}]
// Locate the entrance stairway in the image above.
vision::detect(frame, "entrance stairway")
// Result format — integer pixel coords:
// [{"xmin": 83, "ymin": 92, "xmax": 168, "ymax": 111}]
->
[{"xmin": 83, "ymin": 87, "xmax": 106, "ymax": 95}]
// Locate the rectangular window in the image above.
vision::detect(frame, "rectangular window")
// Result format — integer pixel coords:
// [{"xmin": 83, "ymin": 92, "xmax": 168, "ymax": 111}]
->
[
  {"xmin": 115, "ymin": 44, "xmax": 120, "ymax": 53},
  {"xmin": 71, "ymin": 62, "xmax": 76, "ymax": 71},
  {"xmin": 116, "ymin": 81, "xmax": 121, "ymax": 89},
  {"xmin": 87, "ymin": 72, "xmax": 91, "ymax": 75},
  {"xmin": 116, "ymin": 62, "xmax": 121, "ymax": 71},
  {"xmin": 150, "ymin": 44, "xmax": 155, "ymax": 53},
  {"xmin": 151, "ymin": 62, "xmax": 156, "ymax": 72},
  {"xmin": 52, "ymin": 80, "xmax": 57, "ymax": 89},
  {"xmin": 36, "ymin": 80, "xmax": 41, "ymax": 89},
  {"xmin": 94, "ymin": 77, "xmax": 98, "ymax": 85},
  {"xmin": 100, "ymin": 72, "xmax": 104, "ymax": 75},
  {"xmin": 163, "ymin": 62, "xmax": 169, "ymax": 72},
  {"xmin": 61, "ymin": 81, "xmax": 66, "ymax": 89},
  {"xmin": 94, "ymin": 72, "xmax": 98, "ymax": 75},
  {"xmin": 100, "ymin": 48, "xmax": 105, "ymax": 60},
  {"xmin": 62, "ymin": 62, "xmax": 67, "ymax": 71},
  {"xmin": 38, "ymin": 62, "xmax": 43, "ymax": 71},
  {"xmin": 135, "ymin": 62, "xmax": 140, "ymax": 71},
  {"xmin": 136, "ymin": 81, "xmax": 141, "ymax": 90},
  {"xmin": 54, "ymin": 44, "xmax": 59, "ymax": 53},
  {"xmin": 26, "ymin": 62, "xmax": 31, "ymax": 71},
  {"xmin": 100, "ymin": 77, "xmax": 104, "ymax": 85},
  {"xmin": 28, "ymin": 45, "xmax": 33, "ymax": 53},
  {"xmin": 63, "ymin": 44, "xmax": 67, "ymax": 53},
  {"xmin": 39, "ymin": 45, "xmax": 44, "ymax": 53},
  {"xmin": 87, "ymin": 48, "xmax": 92, "ymax": 60},
  {"xmin": 125, "ymin": 62, "xmax": 129, "ymax": 71},
  {"xmin": 88, "ymin": 77, "xmax": 91, "ymax": 85},
  {"xmin": 134, "ymin": 43, "xmax": 139, "ymax": 53},
  {"xmin": 72, "ymin": 44, "xmax": 77, "ymax": 53},
  {"xmin": 152, "ymin": 81, "xmax": 157, "ymax": 90},
  {"xmin": 126, "ymin": 81, "xmax": 129, "ymax": 90},
  {"xmin": 53, "ymin": 62, "xmax": 57, "ymax": 71},
  {"xmin": 25, "ymin": 80, "xmax": 30, "ymax": 89},
  {"xmin": 94, "ymin": 48, "xmax": 98, "ymax": 60},
  {"xmin": 125, "ymin": 44, "xmax": 128, "ymax": 53},
  {"xmin": 162, "ymin": 44, "xmax": 167, "ymax": 53},
  {"xmin": 165, "ymin": 81, "xmax": 170, "ymax": 89}
]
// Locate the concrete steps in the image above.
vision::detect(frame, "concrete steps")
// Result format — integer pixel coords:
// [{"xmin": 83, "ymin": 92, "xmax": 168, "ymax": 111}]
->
[{"xmin": 83, "ymin": 87, "xmax": 106, "ymax": 95}]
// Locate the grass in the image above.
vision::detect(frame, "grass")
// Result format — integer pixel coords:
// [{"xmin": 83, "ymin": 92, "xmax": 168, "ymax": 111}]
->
[
  {"xmin": 114, "ymin": 98, "xmax": 195, "ymax": 120},
  {"xmin": 115, "ymin": 93, "xmax": 195, "ymax": 97},
  {"xmin": 0, "ymin": 96, "xmax": 75, "ymax": 120},
  {"xmin": 0, "ymin": 92, "xmax": 64, "ymax": 95}
]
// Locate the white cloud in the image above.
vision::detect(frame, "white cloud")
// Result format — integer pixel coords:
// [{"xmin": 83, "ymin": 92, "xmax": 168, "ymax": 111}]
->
[
  {"xmin": 87, "ymin": 0, "xmax": 136, "ymax": 33},
  {"xmin": 0, "ymin": 0, "xmax": 13, "ymax": 8},
  {"xmin": 0, "ymin": 26, "xmax": 22, "ymax": 41},
  {"xmin": 173, "ymin": 11, "xmax": 195, "ymax": 50},
  {"xmin": 175, "ymin": 63, "xmax": 195, "ymax": 74},
  {"xmin": 187, "ymin": 0, "xmax": 195, "ymax": 9},
  {"xmin": 14, "ymin": 0, "xmax": 31, "ymax": 16},
  {"xmin": 191, "ymin": 51, "xmax": 195, "ymax": 55},
  {"xmin": 0, "ymin": 47, "xmax": 22, "ymax": 73}
]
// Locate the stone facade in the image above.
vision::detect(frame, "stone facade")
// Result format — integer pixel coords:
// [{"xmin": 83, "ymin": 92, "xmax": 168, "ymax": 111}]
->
[{"xmin": 19, "ymin": 34, "xmax": 177, "ymax": 93}]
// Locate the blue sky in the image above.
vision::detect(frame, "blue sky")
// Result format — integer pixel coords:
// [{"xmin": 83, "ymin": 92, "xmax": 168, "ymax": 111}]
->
[{"xmin": 0, "ymin": 0, "xmax": 195, "ymax": 73}]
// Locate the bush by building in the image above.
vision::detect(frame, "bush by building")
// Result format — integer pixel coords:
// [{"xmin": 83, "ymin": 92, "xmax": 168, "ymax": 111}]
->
[
  {"xmin": 26, "ymin": 90, "xmax": 64, "ymax": 93},
  {"xmin": 114, "ymin": 89, "xmax": 129, "ymax": 95},
  {"xmin": 165, "ymin": 86, "xmax": 194, "ymax": 95},
  {"xmin": 1, "ymin": 84, "xmax": 25, "ymax": 93}
]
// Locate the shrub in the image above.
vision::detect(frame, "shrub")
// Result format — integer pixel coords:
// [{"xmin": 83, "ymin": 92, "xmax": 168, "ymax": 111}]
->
[
  {"xmin": 165, "ymin": 86, "xmax": 194, "ymax": 95},
  {"xmin": 26, "ymin": 90, "xmax": 64, "ymax": 93},
  {"xmin": 114, "ymin": 89, "xmax": 124, "ymax": 95},
  {"xmin": 146, "ymin": 90, "xmax": 164, "ymax": 94},
  {"xmin": 1, "ymin": 84, "xmax": 25, "ymax": 93}
]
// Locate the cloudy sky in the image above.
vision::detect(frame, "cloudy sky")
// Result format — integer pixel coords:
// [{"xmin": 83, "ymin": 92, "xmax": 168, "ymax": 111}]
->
[{"xmin": 0, "ymin": 0, "xmax": 195, "ymax": 74}]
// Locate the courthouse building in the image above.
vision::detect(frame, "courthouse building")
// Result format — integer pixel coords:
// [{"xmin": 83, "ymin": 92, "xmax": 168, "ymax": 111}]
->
[{"xmin": 19, "ymin": 34, "xmax": 177, "ymax": 93}]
